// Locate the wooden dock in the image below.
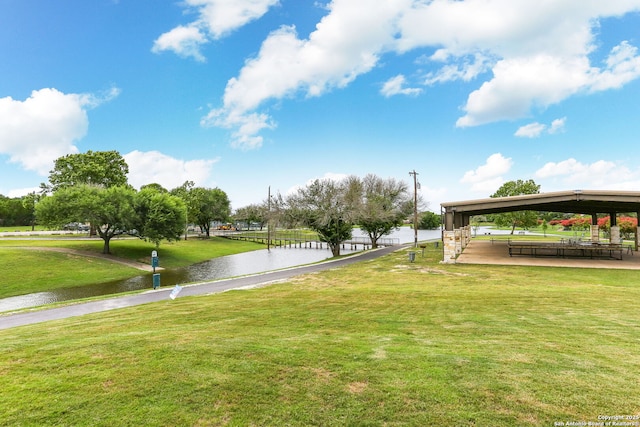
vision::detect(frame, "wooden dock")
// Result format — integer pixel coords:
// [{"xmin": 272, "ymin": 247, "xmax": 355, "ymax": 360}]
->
[{"xmin": 215, "ymin": 230, "xmax": 399, "ymax": 250}]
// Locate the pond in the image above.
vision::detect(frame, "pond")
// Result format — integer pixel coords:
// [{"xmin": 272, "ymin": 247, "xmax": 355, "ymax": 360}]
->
[{"xmin": 0, "ymin": 227, "xmax": 442, "ymax": 312}]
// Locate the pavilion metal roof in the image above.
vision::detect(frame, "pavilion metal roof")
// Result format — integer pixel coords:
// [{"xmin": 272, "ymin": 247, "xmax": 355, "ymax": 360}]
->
[{"xmin": 440, "ymin": 190, "xmax": 640, "ymax": 216}]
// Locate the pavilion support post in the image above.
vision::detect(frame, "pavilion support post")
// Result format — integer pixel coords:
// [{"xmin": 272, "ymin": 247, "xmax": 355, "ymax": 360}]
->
[
  {"xmin": 454, "ymin": 229, "xmax": 462, "ymax": 255},
  {"xmin": 463, "ymin": 225, "xmax": 471, "ymax": 247},
  {"xmin": 611, "ymin": 226, "xmax": 621, "ymax": 245},
  {"xmin": 591, "ymin": 214, "xmax": 599, "ymax": 242},
  {"xmin": 610, "ymin": 212, "xmax": 621, "ymax": 244},
  {"xmin": 441, "ymin": 230, "xmax": 457, "ymax": 264},
  {"xmin": 444, "ymin": 211, "xmax": 455, "ymax": 231}
]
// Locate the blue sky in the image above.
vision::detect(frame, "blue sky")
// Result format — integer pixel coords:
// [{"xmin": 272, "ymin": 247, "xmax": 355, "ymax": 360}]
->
[{"xmin": 1, "ymin": 0, "xmax": 640, "ymax": 212}]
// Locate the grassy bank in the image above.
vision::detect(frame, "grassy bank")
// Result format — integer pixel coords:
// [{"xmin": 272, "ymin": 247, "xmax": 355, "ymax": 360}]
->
[
  {"xmin": 1, "ymin": 245, "xmax": 639, "ymax": 425},
  {"xmin": 0, "ymin": 237, "xmax": 265, "ymax": 299}
]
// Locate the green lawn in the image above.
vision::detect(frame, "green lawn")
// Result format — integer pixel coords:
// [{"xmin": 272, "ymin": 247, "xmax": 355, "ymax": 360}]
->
[
  {"xmin": 1, "ymin": 245, "xmax": 638, "ymax": 425},
  {"xmin": 0, "ymin": 237, "xmax": 265, "ymax": 299},
  {"xmin": 0, "ymin": 248, "xmax": 142, "ymax": 298},
  {"xmin": 0, "ymin": 225, "xmax": 48, "ymax": 232}
]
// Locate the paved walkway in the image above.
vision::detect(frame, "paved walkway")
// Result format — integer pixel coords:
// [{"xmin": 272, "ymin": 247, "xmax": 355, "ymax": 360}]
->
[
  {"xmin": 0, "ymin": 245, "xmax": 405, "ymax": 330},
  {"xmin": 456, "ymin": 239, "xmax": 640, "ymax": 269}
]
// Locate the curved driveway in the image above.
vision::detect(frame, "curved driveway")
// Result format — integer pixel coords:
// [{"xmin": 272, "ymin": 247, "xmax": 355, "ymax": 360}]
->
[{"xmin": 0, "ymin": 245, "xmax": 405, "ymax": 330}]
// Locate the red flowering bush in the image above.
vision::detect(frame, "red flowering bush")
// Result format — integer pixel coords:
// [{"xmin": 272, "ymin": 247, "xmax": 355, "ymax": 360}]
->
[
  {"xmin": 597, "ymin": 216, "xmax": 637, "ymax": 238},
  {"xmin": 558, "ymin": 216, "xmax": 591, "ymax": 230}
]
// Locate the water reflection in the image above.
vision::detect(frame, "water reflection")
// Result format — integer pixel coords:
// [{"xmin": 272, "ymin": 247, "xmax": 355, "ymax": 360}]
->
[{"xmin": 1, "ymin": 227, "xmax": 442, "ymax": 312}]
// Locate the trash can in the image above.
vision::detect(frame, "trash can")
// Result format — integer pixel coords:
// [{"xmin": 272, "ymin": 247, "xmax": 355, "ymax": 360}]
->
[
  {"xmin": 408, "ymin": 251, "xmax": 416, "ymax": 262},
  {"xmin": 153, "ymin": 273, "xmax": 160, "ymax": 289}
]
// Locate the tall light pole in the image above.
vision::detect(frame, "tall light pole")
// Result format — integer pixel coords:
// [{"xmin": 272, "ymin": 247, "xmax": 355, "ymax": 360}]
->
[{"xmin": 409, "ymin": 170, "xmax": 419, "ymax": 247}]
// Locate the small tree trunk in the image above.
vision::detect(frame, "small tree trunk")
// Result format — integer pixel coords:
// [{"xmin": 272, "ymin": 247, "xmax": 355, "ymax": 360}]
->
[
  {"xmin": 329, "ymin": 242, "xmax": 341, "ymax": 257},
  {"xmin": 102, "ymin": 236, "xmax": 111, "ymax": 254},
  {"xmin": 368, "ymin": 232, "xmax": 379, "ymax": 249}
]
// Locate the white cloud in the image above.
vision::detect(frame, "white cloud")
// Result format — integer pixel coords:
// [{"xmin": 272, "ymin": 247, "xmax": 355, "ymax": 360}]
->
[
  {"xmin": 456, "ymin": 54, "xmax": 590, "ymax": 127},
  {"xmin": 124, "ymin": 150, "xmax": 219, "ymax": 190},
  {"xmin": 424, "ymin": 52, "xmax": 493, "ymax": 85},
  {"xmin": 182, "ymin": 0, "xmax": 640, "ymax": 146},
  {"xmin": 548, "ymin": 117, "xmax": 566, "ymax": 134},
  {"xmin": 311, "ymin": 172, "xmax": 349, "ymax": 184},
  {"xmin": 460, "ymin": 153, "xmax": 513, "ymax": 192},
  {"xmin": 420, "ymin": 183, "xmax": 447, "ymax": 211},
  {"xmin": 515, "ymin": 122, "xmax": 547, "ymax": 138},
  {"xmin": 534, "ymin": 158, "xmax": 637, "ymax": 188},
  {"xmin": 7, "ymin": 187, "xmax": 40, "ymax": 198},
  {"xmin": 589, "ymin": 41, "xmax": 640, "ymax": 91},
  {"xmin": 152, "ymin": 0, "xmax": 280, "ymax": 61},
  {"xmin": 201, "ymin": 109, "xmax": 275, "ymax": 150},
  {"xmin": 209, "ymin": 0, "xmax": 409, "ymax": 147},
  {"xmin": 0, "ymin": 87, "xmax": 119, "ymax": 175},
  {"xmin": 381, "ymin": 75, "xmax": 422, "ymax": 97},
  {"xmin": 195, "ymin": 0, "xmax": 280, "ymax": 39},
  {"xmin": 152, "ymin": 25, "xmax": 207, "ymax": 62},
  {"xmin": 457, "ymin": 38, "xmax": 640, "ymax": 126},
  {"xmin": 514, "ymin": 117, "xmax": 566, "ymax": 138},
  {"xmin": 285, "ymin": 172, "xmax": 349, "ymax": 197}
]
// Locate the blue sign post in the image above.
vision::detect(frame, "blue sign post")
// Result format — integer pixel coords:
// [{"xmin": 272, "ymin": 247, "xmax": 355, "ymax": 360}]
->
[
  {"xmin": 151, "ymin": 250, "xmax": 159, "ymax": 289},
  {"xmin": 151, "ymin": 250, "xmax": 159, "ymax": 273}
]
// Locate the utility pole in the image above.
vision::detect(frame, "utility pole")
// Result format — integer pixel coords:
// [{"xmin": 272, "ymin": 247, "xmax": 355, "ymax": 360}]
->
[
  {"xmin": 409, "ymin": 170, "xmax": 419, "ymax": 247},
  {"xmin": 267, "ymin": 186, "xmax": 271, "ymax": 252}
]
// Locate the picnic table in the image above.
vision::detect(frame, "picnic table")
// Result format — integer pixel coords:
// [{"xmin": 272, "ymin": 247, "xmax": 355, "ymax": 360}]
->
[{"xmin": 507, "ymin": 239, "xmax": 624, "ymax": 260}]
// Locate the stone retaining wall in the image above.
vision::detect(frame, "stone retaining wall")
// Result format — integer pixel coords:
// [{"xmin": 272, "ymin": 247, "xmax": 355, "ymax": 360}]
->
[{"xmin": 442, "ymin": 225, "xmax": 471, "ymax": 264}]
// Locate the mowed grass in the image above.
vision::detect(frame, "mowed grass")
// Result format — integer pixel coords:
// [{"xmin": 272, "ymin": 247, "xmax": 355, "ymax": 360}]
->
[
  {"xmin": 1, "ymin": 246, "xmax": 639, "ymax": 425},
  {"xmin": 0, "ymin": 248, "xmax": 143, "ymax": 298},
  {"xmin": 0, "ymin": 237, "xmax": 265, "ymax": 299}
]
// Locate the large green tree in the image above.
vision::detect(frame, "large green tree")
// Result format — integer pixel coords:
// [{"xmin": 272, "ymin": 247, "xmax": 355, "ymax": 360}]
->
[
  {"xmin": 42, "ymin": 150, "xmax": 131, "ymax": 237},
  {"xmin": 36, "ymin": 185, "xmax": 137, "ymax": 254},
  {"xmin": 173, "ymin": 183, "xmax": 231, "ymax": 238},
  {"xmin": 357, "ymin": 174, "xmax": 412, "ymax": 248},
  {"xmin": 37, "ymin": 184, "xmax": 187, "ymax": 253},
  {"xmin": 0, "ymin": 195, "xmax": 34, "ymax": 227},
  {"xmin": 21, "ymin": 192, "xmax": 39, "ymax": 230},
  {"xmin": 490, "ymin": 179, "xmax": 541, "ymax": 234},
  {"xmin": 44, "ymin": 150, "xmax": 129, "ymax": 192},
  {"xmin": 287, "ymin": 177, "xmax": 360, "ymax": 257},
  {"xmin": 133, "ymin": 185, "xmax": 186, "ymax": 247},
  {"xmin": 418, "ymin": 211, "xmax": 441, "ymax": 229},
  {"xmin": 234, "ymin": 203, "xmax": 268, "ymax": 230}
]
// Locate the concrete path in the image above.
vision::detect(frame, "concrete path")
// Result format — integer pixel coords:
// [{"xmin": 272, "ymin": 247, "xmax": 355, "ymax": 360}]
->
[
  {"xmin": 456, "ymin": 239, "xmax": 640, "ymax": 269},
  {"xmin": 0, "ymin": 245, "xmax": 405, "ymax": 331}
]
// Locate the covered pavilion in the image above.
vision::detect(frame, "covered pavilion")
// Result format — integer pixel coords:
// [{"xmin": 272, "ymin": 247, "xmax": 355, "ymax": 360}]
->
[{"xmin": 439, "ymin": 190, "xmax": 640, "ymax": 263}]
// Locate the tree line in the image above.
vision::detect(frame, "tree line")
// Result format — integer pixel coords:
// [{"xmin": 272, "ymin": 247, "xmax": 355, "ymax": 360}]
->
[
  {"xmin": 2, "ymin": 150, "xmax": 441, "ymax": 255},
  {"xmin": 233, "ymin": 175, "xmax": 440, "ymax": 256},
  {"xmin": 12, "ymin": 151, "xmax": 231, "ymax": 254}
]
